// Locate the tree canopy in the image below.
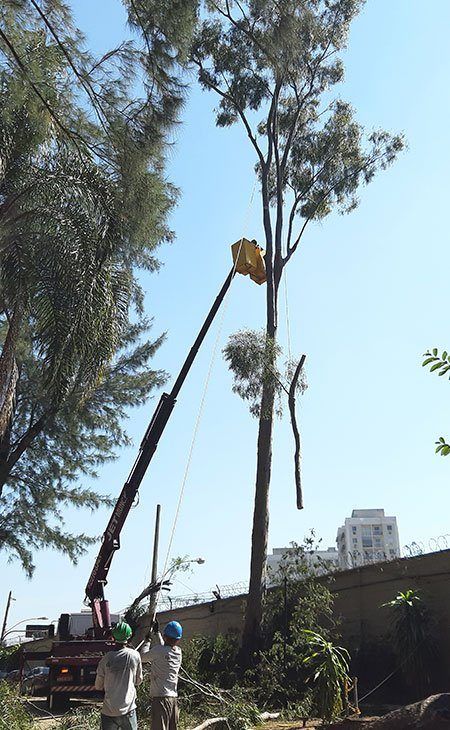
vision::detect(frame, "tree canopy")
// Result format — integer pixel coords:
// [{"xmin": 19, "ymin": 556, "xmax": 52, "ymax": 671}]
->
[
  {"xmin": 0, "ymin": 0, "xmax": 198, "ymax": 573},
  {"xmin": 189, "ymin": 0, "xmax": 404, "ymax": 652}
]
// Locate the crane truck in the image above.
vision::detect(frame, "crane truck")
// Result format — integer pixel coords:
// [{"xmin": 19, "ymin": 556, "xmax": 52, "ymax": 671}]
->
[{"xmin": 21, "ymin": 240, "xmax": 265, "ymax": 709}]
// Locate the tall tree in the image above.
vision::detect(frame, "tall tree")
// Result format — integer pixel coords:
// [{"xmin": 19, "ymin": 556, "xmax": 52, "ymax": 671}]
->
[
  {"xmin": 192, "ymin": 0, "xmax": 404, "ymax": 654},
  {"xmin": 0, "ymin": 0, "xmax": 198, "ymax": 572}
]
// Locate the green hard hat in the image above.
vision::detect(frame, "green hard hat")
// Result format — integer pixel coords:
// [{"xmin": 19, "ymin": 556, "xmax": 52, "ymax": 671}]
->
[{"xmin": 112, "ymin": 621, "xmax": 132, "ymax": 643}]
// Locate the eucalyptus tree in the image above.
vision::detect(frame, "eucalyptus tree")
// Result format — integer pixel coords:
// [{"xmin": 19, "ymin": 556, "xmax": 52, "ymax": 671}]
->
[
  {"xmin": 191, "ymin": 0, "xmax": 404, "ymax": 653},
  {"xmin": 0, "ymin": 0, "xmax": 198, "ymax": 572}
]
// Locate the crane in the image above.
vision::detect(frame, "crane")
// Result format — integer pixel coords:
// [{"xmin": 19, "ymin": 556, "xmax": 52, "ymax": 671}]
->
[
  {"xmin": 85, "ymin": 239, "xmax": 266, "ymax": 637},
  {"xmin": 29, "ymin": 240, "xmax": 265, "ymax": 710}
]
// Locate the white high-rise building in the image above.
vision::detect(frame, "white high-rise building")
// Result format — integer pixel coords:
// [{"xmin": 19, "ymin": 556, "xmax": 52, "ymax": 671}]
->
[
  {"xmin": 267, "ymin": 546, "xmax": 339, "ymax": 584},
  {"xmin": 336, "ymin": 509, "xmax": 400, "ymax": 569}
]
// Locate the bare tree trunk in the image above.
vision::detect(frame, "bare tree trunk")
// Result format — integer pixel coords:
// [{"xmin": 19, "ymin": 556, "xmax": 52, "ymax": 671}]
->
[
  {"xmin": 241, "ymin": 143, "xmax": 282, "ymax": 656},
  {"xmin": 242, "ymin": 370, "xmax": 276, "ymax": 654}
]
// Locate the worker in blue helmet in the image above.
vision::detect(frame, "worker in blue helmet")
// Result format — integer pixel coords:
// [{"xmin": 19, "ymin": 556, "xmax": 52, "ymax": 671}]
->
[{"xmin": 140, "ymin": 619, "xmax": 183, "ymax": 730}]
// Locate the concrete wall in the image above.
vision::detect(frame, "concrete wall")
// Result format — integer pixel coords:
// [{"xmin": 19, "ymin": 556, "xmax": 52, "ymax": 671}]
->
[
  {"xmin": 137, "ymin": 549, "xmax": 450, "ymax": 693},
  {"xmin": 331, "ymin": 549, "xmax": 450, "ymax": 658},
  {"xmin": 135, "ymin": 594, "xmax": 246, "ymax": 645}
]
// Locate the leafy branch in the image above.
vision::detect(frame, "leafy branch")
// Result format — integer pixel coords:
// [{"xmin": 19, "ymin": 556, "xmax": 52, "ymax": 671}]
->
[{"xmin": 422, "ymin": 348, "xmax": 450, "ymax": 455}]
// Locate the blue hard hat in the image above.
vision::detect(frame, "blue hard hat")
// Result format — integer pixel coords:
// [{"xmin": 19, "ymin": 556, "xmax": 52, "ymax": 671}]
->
[{"xmin": 164, "ymin": 620, "xmax": 183, "ymax": 639}]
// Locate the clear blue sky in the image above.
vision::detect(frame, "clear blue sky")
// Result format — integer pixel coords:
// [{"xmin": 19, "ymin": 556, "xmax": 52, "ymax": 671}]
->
[{"xmin": 2, "ymin": 0, "xmax": 450, "ymax": 633}]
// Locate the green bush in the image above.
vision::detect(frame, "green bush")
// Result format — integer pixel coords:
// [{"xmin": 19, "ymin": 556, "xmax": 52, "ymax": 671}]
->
[
  {"xmin": 182, "ymin": 633, "xmax": 240, "ymax": 688},
  {"xmin": 0, "ymin": 644, "xmax": 21, "ymax": 672},
  {"xmin": 177, "ymin": 536, "xmax": 348, "ymax": 722},
  {"xmin": 56, "ymin": 708, "xmax": 100, "ymax": 730},
  {"xmin": 383, "ymin": 589, "xmax": 440, "ymax": 698},
  {"xmin": 302, "ymin": 630, "xmax": 350, "ymax": 722},
  {"xmin": 249, "ymin": 538, "xmax": 340, "ymax": 710},
  {"xmin": 0, "ymin": 682, "xmax": 33, "ymax": 730}
]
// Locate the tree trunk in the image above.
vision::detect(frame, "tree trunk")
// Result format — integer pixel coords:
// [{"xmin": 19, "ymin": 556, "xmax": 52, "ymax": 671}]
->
[
  {"xmin": 241, "ymin": 368, "xmax": 276, "ymax": 654},
  {"xmin": 0, "ymin": 307, "xmax": 22, "ymax": 442},
  {"xmin": 241, "ymin": 148, "xmax": 281, "ymax": 657},
  {"xmin": 0, "ymin": 408, "xmax": 53, "ymax": 499}
]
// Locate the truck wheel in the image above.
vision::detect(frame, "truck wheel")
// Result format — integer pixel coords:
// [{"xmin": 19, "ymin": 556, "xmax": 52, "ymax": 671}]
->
[{"xmin": 47, "ymin": 693, "xmax": 69, "ymax": 711}]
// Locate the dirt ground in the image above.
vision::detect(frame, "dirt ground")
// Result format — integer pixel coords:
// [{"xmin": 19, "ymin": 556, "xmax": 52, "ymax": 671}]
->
[
  {"xmin": 25, "ymin": 696, "xmax": 101, "ymax": 728},
  {"xmin": 25, "ymin": 702, "xmax": 381, "ymax": 730}
]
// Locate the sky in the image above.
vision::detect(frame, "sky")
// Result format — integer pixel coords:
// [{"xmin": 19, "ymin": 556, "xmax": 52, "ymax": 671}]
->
[{"xmin": 2, "ymin": 0, "xmax": 450, "ymax": 636}]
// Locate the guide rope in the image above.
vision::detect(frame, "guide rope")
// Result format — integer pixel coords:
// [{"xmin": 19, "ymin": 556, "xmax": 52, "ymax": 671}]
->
[{"xmin": 150, "ymin": 178, "xmax": 258, "ymax": 618}]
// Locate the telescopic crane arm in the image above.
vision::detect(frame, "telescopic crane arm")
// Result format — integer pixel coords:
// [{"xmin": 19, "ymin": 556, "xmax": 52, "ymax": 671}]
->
[{"xmin": 85, "ymin": 241, "xmax": 265, "ymax": 638}]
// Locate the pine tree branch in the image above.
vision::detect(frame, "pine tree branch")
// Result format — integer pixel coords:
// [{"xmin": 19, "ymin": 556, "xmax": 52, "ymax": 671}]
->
[
  {"xmin": 0, "ymin": 26, "xmax": 110, "ymax": 165},
  {"xmin": 191, "ymin": 57, "xmax": 265, "ymax": 169},
  {"xmin": 28, "ymin": 0, "xmax": 116, "ymax": 147},
  {"xmin": 284, "ymin": 150, "xmax": 393, "ymax": 264},
  {"xmin": 5, "ymin": 408, "xmax": 56, "ymax": 474},
  {"xmin": 212, "ymin": 0, "xmax": 277, "ymax": 68},
  {"xmin": 280, "ymin": 10, "xmax": 340, "ymax": 178}
]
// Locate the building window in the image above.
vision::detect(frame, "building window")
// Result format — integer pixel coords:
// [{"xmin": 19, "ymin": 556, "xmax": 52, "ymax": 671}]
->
[
  {"xmin": 362, "ymin": 537, "xmax": 373, "ymax": 548},
  {"xmin": 389, "ymin": 549, "xmax": 396, "ymax": 556},
  {"xmin": 352, "ymin": 526, "xmax": 357, "ymax": 534},
  {"xmin": 387, "ymin": 525, "xmax": 393, "ymax": 532},
  {"xmin": 373, "ymin": 525, "xmax": 382, "ymax": 534},
  {"xmin": 353, "ymin": 538, "xmax": 358, "ymax": 545}
]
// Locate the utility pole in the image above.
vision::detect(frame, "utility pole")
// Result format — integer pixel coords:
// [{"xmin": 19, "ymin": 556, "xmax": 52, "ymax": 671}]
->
[
  {"xmin": 149, "ymin": 504, "xmax": 161, "ymax": 619},
  {"xmin": 1, "ymin": 590, "xmax": 14, "ymax": 643}
]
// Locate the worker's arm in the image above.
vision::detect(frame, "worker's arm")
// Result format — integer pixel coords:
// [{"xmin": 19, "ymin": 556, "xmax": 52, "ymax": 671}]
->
[
  {"xmin": 95, "ymin": 656, "xmax": 106, "ymax": 691},
  {"xmin": 135, "ymin": 654, "xmax": 143, "ymax": 686},
  {"xmin": 140, "ymin": 621, "xmax": 163, "ymax": 663}
]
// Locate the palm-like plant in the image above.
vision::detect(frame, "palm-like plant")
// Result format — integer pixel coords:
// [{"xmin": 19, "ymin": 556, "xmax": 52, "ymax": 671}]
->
[
  {"xmin": 0, "ymin": 103, "xmax": 131, "ymax": 455},
  {"xmin": 382, "ymin": 589, "xmax": 437, "ymax": 697},
  {"xmin": 302, "ymin": 630, "xmax": 350, "ymax": 722}
]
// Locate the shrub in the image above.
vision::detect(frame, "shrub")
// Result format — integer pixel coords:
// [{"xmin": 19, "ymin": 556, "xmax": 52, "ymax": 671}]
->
[
  {"xmin": 0, "ymin": 682, "xmax": 33, "ymax": 730},
  {"xmin": 302, "ymin": 630, "xmax": 350, "ymax": 722},
  {"xmin": 383, "ymin": 589, "xmax": 440, "ymax": 698}
]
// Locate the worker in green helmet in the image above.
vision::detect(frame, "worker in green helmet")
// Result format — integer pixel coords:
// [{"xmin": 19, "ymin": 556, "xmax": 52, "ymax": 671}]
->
[{"xmin": 95, "ymin": 621, "xmax": 143, "ymax": 730}]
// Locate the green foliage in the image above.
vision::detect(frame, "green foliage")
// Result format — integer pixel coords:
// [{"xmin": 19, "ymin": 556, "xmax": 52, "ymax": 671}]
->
[
  {"xmin": 179, "ymin": 536, "xmax": 340, "ymax": 720},
  {"xmin": 0, "ymin": 0, "xmax": 198, "ymax": 572},
  {"xmin": 0, "ymin": 320, "xmax": 166, "ymax": 574},
  {"xmin": 0, "ymin": 643, "xmax": 19, "ymax": 670},
  {"xmin": 223, "ymin": 329, "xmax": 306, "ymax": 417},
  {"xmin": 263, "ymin": 536, "xmax": 336, "ymax": 644},
  {"xmin": 247, "ymin": 537, "xmax": 338, "ymax": 709},
  {"xmin": 194, "ymin": 0, "xmax": 404, "ymax": 648},
  {"xmin": 382, "ymin": 589, "xmax": 439, "ymax": 697},
  {"xmin": 0, "ymin": 682, "xmax": 33, "ymax": 730},
  {"xmin": 224, "ymin": 695, "xmax": 262, "ymax": 730},
  {"xmin": 422, "ymin": 349, "xmax": 450, "ymax": 455},
  {"xmin": 193, "ymin": 1, "xmax": 404, "ymax": 241},
  {"xmin": 182, "ymin": 633, "xmax": 241, "ymax": 689},
  {"xmin": 302, "ymin": 630, "xmax": 350, "ymax": 722}
]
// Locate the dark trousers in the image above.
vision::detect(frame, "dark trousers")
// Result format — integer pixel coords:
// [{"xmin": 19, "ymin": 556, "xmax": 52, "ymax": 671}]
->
[
  {"xmin": 100, "ymin": 709, "xmax": 138, "ymax": 730},
  {"xmin": 151, "ymin": 697, "xmax": 179, "ymax": 730}
]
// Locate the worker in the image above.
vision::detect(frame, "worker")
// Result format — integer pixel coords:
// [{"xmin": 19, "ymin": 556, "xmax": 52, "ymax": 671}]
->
[
  {"xmin": 95, "ymin": 621, "xmax": 143, "ymax": 730},
  {"xmin": 140, "ymin": 619, "xmax": 183, "ymax": 730}
]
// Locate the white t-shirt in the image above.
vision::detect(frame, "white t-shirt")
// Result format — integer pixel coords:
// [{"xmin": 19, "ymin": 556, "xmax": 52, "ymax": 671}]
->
[
  {"xmin": 95, "ymin": 646, "xmax": 143, "ymax": 716},
  {"xmin": 140, "ymin": 635, "xmax": 182, "ymax": 697}
]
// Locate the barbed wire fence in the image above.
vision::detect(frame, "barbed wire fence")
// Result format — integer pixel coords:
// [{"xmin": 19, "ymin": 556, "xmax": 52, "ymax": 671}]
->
[
  {"xmin": 334, "ymin": 533, "xmax": 450, "ymax": 571},
  {"xmin": 156, "ymin": 536, "xmax": 450, "ymax": 610},
  {"xmin": 157, "ymin": 581, "xmax": 248, "ymax": 610}
]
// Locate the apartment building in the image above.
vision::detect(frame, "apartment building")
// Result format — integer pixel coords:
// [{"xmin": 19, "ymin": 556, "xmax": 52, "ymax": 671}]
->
[{"xmin": 336, "ymin": 508, "xmax": 400, "ymax": 569}]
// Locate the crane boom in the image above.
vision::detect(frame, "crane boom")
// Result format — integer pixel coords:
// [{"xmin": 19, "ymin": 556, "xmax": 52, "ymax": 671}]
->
[{"xmin": 85, "ymin": 268, "xmax": 235, "ymax": 637}]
